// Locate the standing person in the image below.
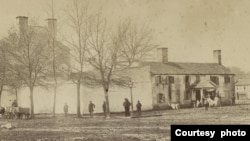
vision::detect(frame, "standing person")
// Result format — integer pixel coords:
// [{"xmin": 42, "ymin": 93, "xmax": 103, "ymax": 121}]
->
[
  {"xmin": 232, "ymin": 94, "xmax": 236, "ymax": 106},
  {"xmin": 64, "ymin": 103, "xmax": 69, "ymax": 117},
  {"xmin": 204, "ymin": 98, "xmax": 209, "ymax": 111},
  {"xmin": 123, "ymin": 98, "xmax": 131, "ymax": 117},
  {"xmin": 88, "ymin": 101, "xmax": 95, "ymax": 118},
  {"xmin": 136, "ymin": 101, "xmax": 142, "ymax": 116},
  {"xmin": 102, "ymin": 101, "xmax": 106, "ymax": 117}
]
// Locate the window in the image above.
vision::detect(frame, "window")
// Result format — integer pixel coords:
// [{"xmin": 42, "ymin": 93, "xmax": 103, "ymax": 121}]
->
[
  {"xmin": 196, "ymin": 75, "xmax": 200, "ymax": 82},
  {"xmin": 224, "ymin": 76, "xmax": 230, "ymax": 83},
  {"xmin": 157, "ymin": 93, "xmax": 165, "ymax": 103},
  {"xmin": 161, "ymin": 76, "xmax": 169, "ymax": 84},
  {"xmin": 155, "ymin": 76, "xmax": 161, "ymax": 84},
  {"xmin": 185, "ymin": 76, "xmax": 189, "ymax": 84},
  {"xmin": 210, "ymin": 76, "xmax": 219, "ymax": 85},
  {"xmin": 164, "ymin": 76, "xmax": 168, "ymax": 84},
  {"xmin": 169, "ymin": 76, "xmax": 174, "ymax": 84}
]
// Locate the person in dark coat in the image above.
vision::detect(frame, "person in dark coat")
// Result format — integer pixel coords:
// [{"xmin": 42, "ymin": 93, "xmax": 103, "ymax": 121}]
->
[
  {"xmin": 88, "ymin": 101, "xmax": 95, "ymax": 118},
  {"xmin": 102, "ymin": 101, "xmax": 106, "ymax": 117},
  {"xmin": 123, "ymin": 98, "xmax": 131, "ymax": 117},
  {"xmin": 232, "ymin": 95, "xmax": 236, "ymax": 106},
  {"xmin": 136, "ymin": 101, "xmax": 142, "ymax": 116},
  {"xmin": 64, "ymin": 103, "xmax": 69, "ymax": 117}
]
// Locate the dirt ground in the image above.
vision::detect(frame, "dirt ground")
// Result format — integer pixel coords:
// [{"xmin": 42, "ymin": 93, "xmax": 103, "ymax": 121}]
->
[{"xmin": 1, "ymin": 103, "xmax": 250, "ymax": 141}]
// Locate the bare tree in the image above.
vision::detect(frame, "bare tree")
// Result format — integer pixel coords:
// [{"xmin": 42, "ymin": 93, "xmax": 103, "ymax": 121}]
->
[
  {"xmin": 8, "ymin": 76, "xmax": 23, "ymax": 105},
  {"xmin": 5, "ymin": 19, "xmax": 52, "ymax": 118},
  {"xmin": 85, "ymin": 16, "xmax": 158, "ymax": 117},
  {"xmin": 65, "ymin": 0, "xmax": 157, "ymax": 117},
  {"xmin": 0, "ymin": 40, "xmax": 9, "ymax": 106},
  {"xmin": 65, "ymin": 0, "xmax": 90, "ymax": 118},
  {"xmin": 0, "ymin": 39, "xmax": 23, "ymax": 107},
  {"xmin": 46, "ymin": 0, "xmax": 70, "ymax": 117}
]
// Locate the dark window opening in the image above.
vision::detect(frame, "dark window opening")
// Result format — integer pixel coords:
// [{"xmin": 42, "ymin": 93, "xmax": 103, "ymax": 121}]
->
[
  {"xmin": 210, "ymin": 76, "xmax": 219, "ymax": 85},
  {"xmin": 169, "ymin": 76, "xmax": 174, "ymax": 84},
  {"xmin": 185, "ymin": 90, "xmax": 191, "ymax": 100},
  {"xmin": 155, "ymin": 76, "xmax": 161, "ymax": 84},
  {"xmin": 196, "ymin": 75, "xmax": 200, "ymax": 82},
  {"xmin": 185, "ymin": 76, "xmax": 189, "ymax": 84},
  {"xmin": 157, "ymin": 93, "xmax": 165, "ymax": 103},
  {"xmin": 224, "ymin": 76, "xmax": 230, "ymax": 83}
]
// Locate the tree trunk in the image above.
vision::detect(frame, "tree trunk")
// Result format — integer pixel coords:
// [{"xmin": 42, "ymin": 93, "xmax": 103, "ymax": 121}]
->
[
  {"xmin": 29, "ymin": 86, "xmax": 34, "ymax": 118},
  {"xmin": 15, "ymin": 89, "xmax": 18, "ymax": 107},
  {"xmin": 76, "ymin": 80, "xmax": 81, "ymax": 118},
  {"xmin": 0, "ymin": 92, "xmax": 2, "ymax": 107},
  {"xmin": 0, "ymin": 85, "xmax": 3, "ymax": 107},
  {"xmin": 52, "ymin": 86, "xmax": 57, "ymax": 117},
  {"xmin": 104, "ymin": 89, "xmax": 110, "ymax": 117}
]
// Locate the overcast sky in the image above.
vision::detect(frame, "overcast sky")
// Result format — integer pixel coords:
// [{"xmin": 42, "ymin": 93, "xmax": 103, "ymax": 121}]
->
[{"xmin": 1, "ymin": 0, "xmax": 250, "ymax": 72}]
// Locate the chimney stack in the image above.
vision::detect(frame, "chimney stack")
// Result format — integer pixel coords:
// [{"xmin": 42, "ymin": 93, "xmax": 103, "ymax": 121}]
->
[
  {"xmin": 157, "ymin": 47, "xmax": 168, "ymax": 63},
  {"xmin": 213, "ymin": 50, "xmax": 222, "ymax": 65},
  {"xmin": 16, "ymin": 16, "xmax": 28, "ymax": 34},
  {"xmin": 46, "ymin": 18, "xmax": 57, "ymax": 37}
]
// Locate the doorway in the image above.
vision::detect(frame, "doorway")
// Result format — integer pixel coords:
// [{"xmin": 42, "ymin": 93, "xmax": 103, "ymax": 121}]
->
[{"xmin": 195, "ymin": 89, "xmax": 201, "ymax": 101}]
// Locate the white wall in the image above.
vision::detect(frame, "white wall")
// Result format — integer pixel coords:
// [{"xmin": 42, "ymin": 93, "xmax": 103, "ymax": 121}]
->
[
  {"xmin": 235, "ymin": 85, "xmax": 250, "ymax": 99},
  {"xmin": 17, "ymin": 66, "xmax": 153, "ymax": 114}
]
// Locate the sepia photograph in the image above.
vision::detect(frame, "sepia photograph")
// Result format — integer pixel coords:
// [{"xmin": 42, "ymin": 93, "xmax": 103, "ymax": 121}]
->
[{"xmin": 0, "ymin": 0, "xmax": 250, "ymax": 140}]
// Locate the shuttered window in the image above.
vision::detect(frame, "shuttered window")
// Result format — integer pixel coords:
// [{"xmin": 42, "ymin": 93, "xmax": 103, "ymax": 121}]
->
[
  {"xmin": 224, "ymin": 76, "xmax": 230, "ymax": 83},
  {"xmin": 196, "ymin": 75, "xmax": 200, "ymax": 82},
  {"xmin": 169, "ymin": 76, "xmax": 174, "ymax": 84},
  {"xmin": 210, "ymin": 76, "xmax": 219, "ymax": 85},
  {"xmin": 155, "ymin": 76, "xmax": 161, "ymax": 84}
]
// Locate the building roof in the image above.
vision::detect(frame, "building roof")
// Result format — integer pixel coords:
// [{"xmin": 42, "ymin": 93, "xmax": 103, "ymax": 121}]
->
[
  {"xmin": 140, "ymin": 62, "xmax": 233, "ymax": 75},
  {"xmin": 194, "ymin": 80, "xmax": 217, "ymax": 89},
  {"xmin": 236, "ymin": 79, "xmax": 250, "ymax": 86}
]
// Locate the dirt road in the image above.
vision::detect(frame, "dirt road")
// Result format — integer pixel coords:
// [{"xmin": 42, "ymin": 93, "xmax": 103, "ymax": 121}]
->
[{"xmin": 1, "ymin": 104, "xmax": 250, "ymax": 141}]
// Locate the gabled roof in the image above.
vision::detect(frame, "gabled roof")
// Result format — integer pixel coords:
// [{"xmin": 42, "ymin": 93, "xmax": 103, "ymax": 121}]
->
[
  {"xmin": 140, "ymin": 62, "xmax": 233, "ymax": 75},
  {"xmin": 194, "ymin": 80, "xmax": 217, "ymax": 89},
  {"xmin": 236, "ymin": 79, "xmax": 250, "ymax": 86}
]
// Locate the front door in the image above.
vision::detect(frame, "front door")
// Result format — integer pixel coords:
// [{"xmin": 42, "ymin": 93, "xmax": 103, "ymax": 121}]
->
[{"xmin": 196, "ymin": 89, "xmax": 201, "ymax": 101}]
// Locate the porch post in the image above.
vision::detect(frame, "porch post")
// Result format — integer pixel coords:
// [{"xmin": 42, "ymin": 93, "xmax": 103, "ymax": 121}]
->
[{"xmin": 200, "ymin": 89, "xmax": 203, "ymax": 105}]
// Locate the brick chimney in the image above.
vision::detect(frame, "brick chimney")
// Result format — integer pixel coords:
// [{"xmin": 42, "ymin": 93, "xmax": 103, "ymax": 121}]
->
[
  {"xmin": 157, "ymin": 47, "xmax": 168, "ymax": 63},
  {"xmin": 213, "ymin": 50, "xmax": 222, "ymax": 65},
  {"xmin": 46, "ymin": 18, "xmax": 57, "ymax": 37},
  {"xmin": 16, "ymin": 16, "xmax": 28, "ymax": 34}
]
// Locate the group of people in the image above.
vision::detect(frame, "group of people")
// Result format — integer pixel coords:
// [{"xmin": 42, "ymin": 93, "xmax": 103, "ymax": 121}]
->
[
  {"xmin": 123, "ymin": 98, "xmax": 142, "ymax": 117},
  {"xmin": 197, "ymin": 94, "xmax": 236, "ymax": 111},
  {"xmin": 63, "ymin": 98, "xmax": 143, "ymax": 118}
]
